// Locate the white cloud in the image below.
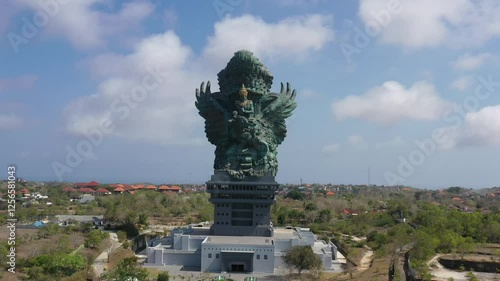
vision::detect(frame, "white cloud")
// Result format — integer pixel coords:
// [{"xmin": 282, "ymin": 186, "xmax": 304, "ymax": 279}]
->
[
  {"xmin": 14, "ymin": 0, "xmax": 153, "ymax": 49},
  {"xmin": 348, "ymin": 135, "xmax": 364, "ymax": 145},
  {"xmin": 0, "ymin": 75, "xmax": 38, "ymax": 93},
  {"xmin": 84, "ymin": 31, "xmax": 191, "ymax": 79},
  {"xmin": 299, "ymin": 89, "xmax": 317, "ymax": 100},
  {"xmin": 440, "ymin": 105, "xmax": 500, "ymax": 149},
  {"xmin": 375, "ymin": 136, "xmax": 406, "ymax": 148},
  {"xmin": 359, "ymin": 0, "xmax": 500, "ymax": 48},
  {"xmin": 322, "ymin": 143, "xmax": 340, "ymax": 153},
  {"xmin": 202, "ymin": 14, "xmax": 334, "ymax": 65},
  {"xmin": 0, "ymin": 114, "xmax": 23, "ymax": 130},
  {"xmin": 64, "ymin": 31, "xmax": 201, "ymax": 145},
  {"xmin": 451, "ymin": 76, "xmax": 474, "ymax": 91},
  {"xmin": 332, "ymin": 81, "xmax": 450, "ymax": 124},
  {"xmin": 64, "ymin": 15, "xmax": 331, "ymax": 145},
  {"xmin": 451, "ymin": 53, "xmax": 493, "ymax": 71},
  {"xmin": 347, "ymin": 135, "xmax": 368, "ymax": 149}
]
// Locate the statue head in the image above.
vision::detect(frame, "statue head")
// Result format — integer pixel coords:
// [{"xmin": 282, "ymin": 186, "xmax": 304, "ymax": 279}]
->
[{"xmin": 217, "ymin": 50, "xmax": 273, "ymax": 98}]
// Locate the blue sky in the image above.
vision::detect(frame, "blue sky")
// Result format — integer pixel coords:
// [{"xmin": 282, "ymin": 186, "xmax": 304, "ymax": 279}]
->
[{"xmin": 1, "ymin": 0, "xmax": 500, "ymax": 188}]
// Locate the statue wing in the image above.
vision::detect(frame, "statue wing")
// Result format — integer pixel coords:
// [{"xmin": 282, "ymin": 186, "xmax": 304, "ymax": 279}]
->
[
  {"xmin": 195, "ymin": 81, "xmax": 228, "ymax": 146},
  {"xmin": 261, "ymin": 82, "xmax": 297, "ymax": 145}
]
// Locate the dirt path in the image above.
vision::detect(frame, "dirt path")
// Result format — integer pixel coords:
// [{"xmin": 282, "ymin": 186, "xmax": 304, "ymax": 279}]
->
[
  {"xmin": 427, "ymin": 253, "xmax": 444, "ymax": 268},
  {"xmin": 427, "ymin": 254, "xmax": 500, "ymax": 281},
  {"xmin": 92, "ymin": 232, "xmax": 121, "ymax": 278},
  {"xmin": 356, "ymin": 246, "xmax": 374, "ymax": 272},
  {"xmin": 340, "ymin": 235, "xmax": 374, "ymax": 273}
]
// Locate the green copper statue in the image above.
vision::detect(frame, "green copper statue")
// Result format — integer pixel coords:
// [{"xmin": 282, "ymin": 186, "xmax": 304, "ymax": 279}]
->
[{"xmin": 195, "ymin": 50, "xmax": 297, "ymax": 179}]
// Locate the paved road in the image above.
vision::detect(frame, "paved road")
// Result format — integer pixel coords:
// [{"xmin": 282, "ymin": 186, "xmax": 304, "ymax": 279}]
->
[{"xmin": 92, "ymin": 232, "xmax": 121, "ymax": 278}]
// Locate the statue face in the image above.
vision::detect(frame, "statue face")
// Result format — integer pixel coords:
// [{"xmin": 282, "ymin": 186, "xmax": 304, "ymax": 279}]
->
[{"xmin": 241, "ymin": 132, "xmax": 252, "ymax": 141}]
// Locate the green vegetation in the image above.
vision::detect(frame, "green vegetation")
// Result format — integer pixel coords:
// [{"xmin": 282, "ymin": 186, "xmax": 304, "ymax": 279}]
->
[
  {"xmin": 157, "ymin": 271, "xmax": 170, "ymax": 281},
  {"xmin": 285, "ymin": 189, "xmax": 306, "ymax": 201},
  {"xmin": 23, "ymin": 253, "xmax": 86, "ymax": 280},
  {"xmin": 466, "ymin": 271, "xmax": 480, "ymax": 281},
  {"xmin": 271, "ymin": 187, "xmax": 500, "ymax": 279},
  {"xmin": 100, "ymin": 256, "xmax": 149, "ymax": 281},
  {"xmin": 1, "ymin": 181, "xmax": 499, "ymax": 280},
  {"xmin": 99, "ymin": 191, "xmax": 214, "ymax": 229},
  {"xmin": 117, "ymin": 230, "xmax": 127, "ymax": 242},
  {"xmin": 84, "ymin": 229, "xmax": 109, "ymax": 249},
  {"xmin": 283, "ymin": 245, "xmax": 322, "ymax": 274}
]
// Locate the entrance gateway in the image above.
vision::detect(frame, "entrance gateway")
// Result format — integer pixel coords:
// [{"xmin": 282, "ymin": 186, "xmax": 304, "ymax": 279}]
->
[
  {"xmin": 222, "ymin": 250, "xmax": 254, "ymax": 273},
  {"xmin": 231, "ymin": 264, "xmax": 244, "ymax": 272}
]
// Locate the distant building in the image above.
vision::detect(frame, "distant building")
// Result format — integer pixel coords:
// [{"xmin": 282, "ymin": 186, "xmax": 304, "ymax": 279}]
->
[
  {"xmin": 56, "ymin": 215, "xmax": 104, "ymax": 226},
  {"xmin": 158, "ymin": 185, "xmax": 170, "ymax": 192},
  {"xmin": 78, "ymin": 187, "xmax": 96, "ymax": 194},
  {"xmin": 341, "ymin": 208, "xmax": 359, "ymax": 216},
  {"xmin": 33, "ymin": 221, "xmax": 45, "ymax": 228},
  {"xmin": 20, "ymin": 188, "xmax": 30, "ymax": 197},
  {"xmin": 144, "ymin": 185, "xmax": 157, "ymax": 190},
  {"xmin": 96, "ymin": 188, "xmax": 111, "ymax": 195},
  {"xmin": 79, "ymin": 194, "xmax": 95, "ymax": 204},
  {"xmin": 62, "ymin": 187, "xmax": 78, "ymax": 193},
  {"xmin": 74, "ymin": 181, "xmax": 100, "ymax": 188}
]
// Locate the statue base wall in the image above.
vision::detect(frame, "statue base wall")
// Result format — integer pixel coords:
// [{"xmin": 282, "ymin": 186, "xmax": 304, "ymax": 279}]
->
[{"xmin": 206, "ymin": 172, "xmax": 278, "ymax": 237}]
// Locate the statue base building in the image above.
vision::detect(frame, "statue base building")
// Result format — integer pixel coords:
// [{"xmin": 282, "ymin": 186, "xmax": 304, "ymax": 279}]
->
[
  {"xmin": 207, "ymin": 173, "xmax": 277, "ymax": 237},
  {"xmin": 145, "ymin": 173, "xmax": 338, "ymax": 273},
  {"xmin": 145, "ymin": 225, "xmax": 338, "ymax": 274}
]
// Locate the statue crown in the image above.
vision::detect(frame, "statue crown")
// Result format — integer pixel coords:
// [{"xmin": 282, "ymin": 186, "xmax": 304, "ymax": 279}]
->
[{"xmin": 239, "ymin": 84, "xmax": 248, "ymax": 97}]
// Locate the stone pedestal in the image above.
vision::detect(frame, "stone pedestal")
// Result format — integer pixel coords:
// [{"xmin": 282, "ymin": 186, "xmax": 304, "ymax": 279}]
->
[{"xmin": 206, "ymin": 173, "xmax": 278, "ymax": 237}]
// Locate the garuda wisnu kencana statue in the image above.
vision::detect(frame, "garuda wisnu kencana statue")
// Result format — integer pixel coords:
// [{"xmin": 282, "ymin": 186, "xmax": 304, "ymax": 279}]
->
[{"xmin": 196, "ymin": 50, "xmax": 297, "ymax": 179}]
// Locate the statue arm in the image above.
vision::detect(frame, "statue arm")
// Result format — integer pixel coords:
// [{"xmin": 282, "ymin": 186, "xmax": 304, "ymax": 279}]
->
[
  {"xmin": 195, "ymin": 81, "xmax": 228, "ymax": 145},
  {"xmin": 261, "ymin": 82, "xmax": 297, "ymax": 145}
]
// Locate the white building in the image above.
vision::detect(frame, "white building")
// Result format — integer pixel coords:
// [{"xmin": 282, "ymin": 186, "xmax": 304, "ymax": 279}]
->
[{"xmin": 145, "ymin": 225, "xmax": 337, "ymax": 273}]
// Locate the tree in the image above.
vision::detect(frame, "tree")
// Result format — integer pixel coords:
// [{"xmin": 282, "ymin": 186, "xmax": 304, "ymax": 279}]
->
[
  {"xmin": 456, "ymin": 237, "xmax": 474, "ymax": 260},
  {"xmin": 157, "ymin": 272, "xmax": 170, "ymax": 281},
  {"xmin": 286, "ymin": 190, "xmax": 306, "ymax": 201},
  {"xmin": 84, "ymin": 230, "xmax": 108, "ymax": 249},
  {"xmin": 100, "ymin": 257, "xmax": 149, "ymax": 281},
  {"xmin": 446, "ymin": 186, "xmax": 464, "ymax": 194},
  {"xmin": 138, "ymin": 213, "xmax": 149, "ymax": 226},
  {"xmin": 277, "ymin": 213, "xmax": 287, "ymax": 226},
  {"xmin": 25, "ymin": 253, "xmax": 86, "ymax": 278},
  {"xmin": 56, "ymin": 234, "xmax": 72, "ymax": 254},
  {"xmin": 282, "ymin": 245, "xmax": 322, "ymax": 274},
  {"xmin": 317, "ymin": 209, "xmax": 332, "ymax": 223},
  {"xmin": 0, "ymin": 245, "xmax": 8, "ymax": 268}
]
